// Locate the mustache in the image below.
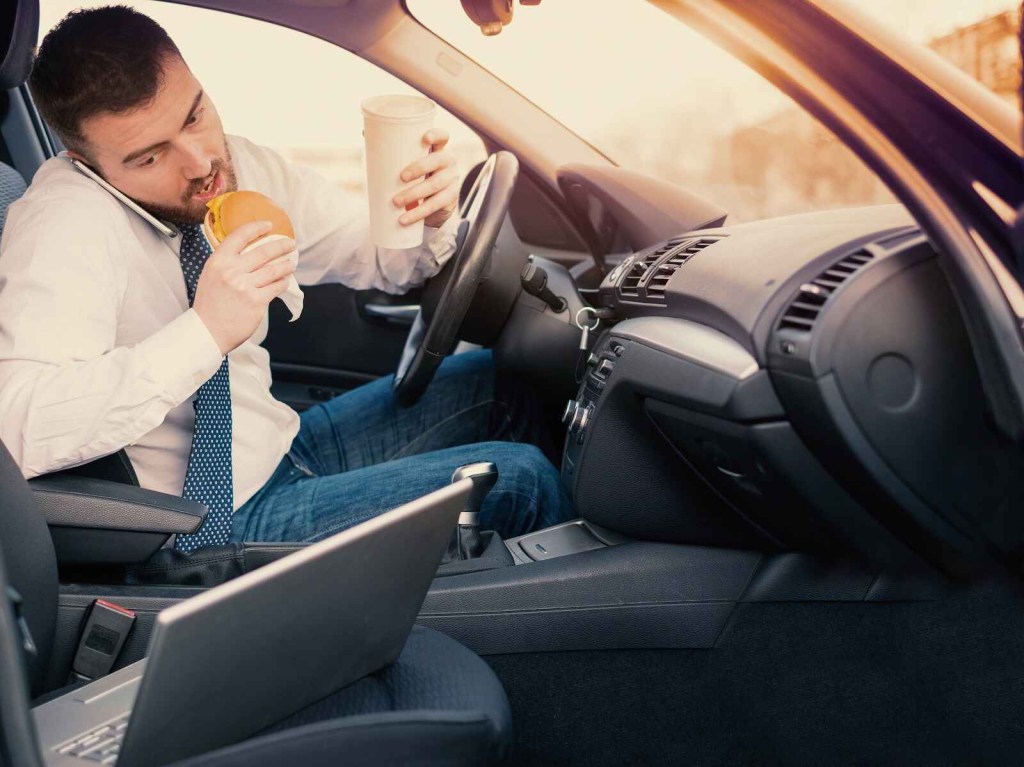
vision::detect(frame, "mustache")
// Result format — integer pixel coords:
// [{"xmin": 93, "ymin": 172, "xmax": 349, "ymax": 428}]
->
[{"xmin": 184, "ymin": 158, "xmax": 227, "ymax": 198}]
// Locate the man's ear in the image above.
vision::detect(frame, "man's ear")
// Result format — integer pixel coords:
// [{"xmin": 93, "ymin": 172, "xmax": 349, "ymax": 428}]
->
[
  {"xmin": 66, "ymin": 149, "xmax": 90, "ymax": 166},
  {"xmin": 66, "ymin": 148, "xmax": 106, "ymax": 180}
]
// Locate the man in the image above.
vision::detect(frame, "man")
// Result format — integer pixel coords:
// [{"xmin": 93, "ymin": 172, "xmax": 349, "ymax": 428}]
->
[{"xmin": 0, "ymin": 6, "xmax": 572, "ymax": 550}]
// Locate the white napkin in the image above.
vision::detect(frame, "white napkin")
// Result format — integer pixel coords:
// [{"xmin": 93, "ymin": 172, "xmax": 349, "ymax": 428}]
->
[{"xmin": 239, "ymin": 234, "xmax": 304, "ymax": 321}]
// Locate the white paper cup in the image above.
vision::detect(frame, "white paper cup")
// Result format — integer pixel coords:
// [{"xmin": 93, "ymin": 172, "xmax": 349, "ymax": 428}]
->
[{"xmin": 361, "ymin": 95, "xmax": 436, "ymax": 250}]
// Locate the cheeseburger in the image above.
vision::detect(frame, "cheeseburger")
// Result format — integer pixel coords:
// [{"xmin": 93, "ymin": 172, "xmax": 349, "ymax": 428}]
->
[{"xmin": 202, "ymin": 190, "xmax": 294, "ymax": 249}]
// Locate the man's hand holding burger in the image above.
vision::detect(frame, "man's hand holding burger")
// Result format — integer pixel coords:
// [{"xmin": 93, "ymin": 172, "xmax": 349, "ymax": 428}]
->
[
  {"xmin": 392, "ymin": 128, "xmax": 460, "ymax": 229},
  {"xmin": 192, "ymin": 223, "xmax": 296, "ymax": 355},
  {"xmin": 192, "ymin": 192, "xmax": 298, "ymax": 355}
]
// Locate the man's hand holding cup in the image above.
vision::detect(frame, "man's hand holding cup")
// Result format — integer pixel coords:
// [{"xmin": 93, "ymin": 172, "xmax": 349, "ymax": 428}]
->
[
  {"xmin": 362, "ymin": 95, "xmax": 460, "ymax": 249},
  {"xmin": 392, "ymin": 128, "xmax": 459, "ymax": 230}
]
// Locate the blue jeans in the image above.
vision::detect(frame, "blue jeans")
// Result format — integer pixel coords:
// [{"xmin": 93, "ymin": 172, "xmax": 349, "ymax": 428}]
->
[{"xmin": 231, "ymin": 351, "xmax": 573, "ymax": 543}]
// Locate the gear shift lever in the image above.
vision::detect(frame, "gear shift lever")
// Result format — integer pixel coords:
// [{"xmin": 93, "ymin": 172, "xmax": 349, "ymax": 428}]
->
[{"xmin": 447, "ymin": 462, "xmax": 498, "ymax": 560}]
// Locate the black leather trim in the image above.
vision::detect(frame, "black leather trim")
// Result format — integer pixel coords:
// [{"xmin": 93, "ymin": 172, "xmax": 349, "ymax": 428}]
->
[
  {"xmin": 0, "ymin": 0, "xmax": 38, "ymax": 90},
  {"xmin": 436, "ymin": 531, "xmax": 514, "ymax": 577},
  {"xmin": 124, "ymin": 543, "xmax": 306, "ymax": 586},
  {"xmin": 29, "ymin": 476, "xmax": 205, "ymax": 534}
]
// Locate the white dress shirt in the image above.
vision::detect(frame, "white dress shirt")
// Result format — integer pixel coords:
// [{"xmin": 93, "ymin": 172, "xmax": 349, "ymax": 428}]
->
[{"xmin": 0, "ymin": 135, "xmax": 458, "ymax": 508}]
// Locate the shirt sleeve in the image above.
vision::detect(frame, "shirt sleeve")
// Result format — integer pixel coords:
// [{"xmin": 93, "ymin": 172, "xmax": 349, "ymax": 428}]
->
[
  {"xmin": 235, "ymin": 137, "xmax": 460, "ymax": 295},
  {"xmin": 0, "ymin": 196, "xmax": 224, "ymax": 478}
]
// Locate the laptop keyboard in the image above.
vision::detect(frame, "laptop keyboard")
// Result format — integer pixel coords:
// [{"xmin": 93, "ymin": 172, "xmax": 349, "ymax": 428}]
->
[{"xmin": 56, "ymin": 713, "xmax": 130, "ymax": 764}]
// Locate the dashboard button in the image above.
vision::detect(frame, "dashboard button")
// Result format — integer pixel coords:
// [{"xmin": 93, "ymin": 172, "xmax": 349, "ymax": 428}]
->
[
  {"xmin": 576, "ymin": 406, "xmax": 593, "ymax": 444},
  {"xmin": 568, "ymin": 403, "xmax": 587, "ymax": 434}
]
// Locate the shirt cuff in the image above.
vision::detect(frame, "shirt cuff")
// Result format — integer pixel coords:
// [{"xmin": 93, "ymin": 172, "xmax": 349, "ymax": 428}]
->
[
  {"xmin": 137, "ymin": 308, "xmax": 225, "ymax": 405},
  {"xmin": 423, "ymin": 213, "xmax": 460, "ymax": 268}
]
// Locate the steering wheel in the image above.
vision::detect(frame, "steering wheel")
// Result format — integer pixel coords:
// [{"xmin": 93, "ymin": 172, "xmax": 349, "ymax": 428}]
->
[{"xmin": 392, "ymin": 151, "xmax": 520, "ymax": 406}]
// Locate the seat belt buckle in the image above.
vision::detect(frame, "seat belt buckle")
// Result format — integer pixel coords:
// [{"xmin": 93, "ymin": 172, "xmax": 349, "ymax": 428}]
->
[{"xmin": 71, "ymin": 599, "xmax": 136, "ymax": 683}]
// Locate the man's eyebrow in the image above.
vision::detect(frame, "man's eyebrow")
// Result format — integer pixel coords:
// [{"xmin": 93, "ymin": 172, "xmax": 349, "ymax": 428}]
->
[
  {"xmin": 181, "ymin": 90, "xmax": 204, "ymax": 131},
  {"xmin": 121, "ymin": 139, "xmax": 168, "ymax": 166},
  {"xmin": 120, "ymin": 90, "xmax": 204, "ymax": 166}
]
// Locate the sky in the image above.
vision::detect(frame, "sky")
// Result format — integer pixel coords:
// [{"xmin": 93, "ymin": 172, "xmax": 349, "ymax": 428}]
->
[
  {"xmin": 37, "ymin": 0, "xmax": 1019, "ymax": 154},
  {"xmin": 410, "ymin": 0, "xmax": 1020, "ymax": 148},
  {"xmin": 855, "ymin": 0, "xmax": 1018, "ymax": 40}
]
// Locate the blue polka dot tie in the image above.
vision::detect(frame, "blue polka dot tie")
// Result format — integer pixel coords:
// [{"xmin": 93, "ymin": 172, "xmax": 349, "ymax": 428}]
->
[{"xmin": 174, "ymin": 223, "xmax": 234, "ymax": 553}]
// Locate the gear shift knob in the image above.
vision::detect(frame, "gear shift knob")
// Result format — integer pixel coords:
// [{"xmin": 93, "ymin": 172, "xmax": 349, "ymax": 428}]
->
[
  {"xmin": 448, "ymin": 462, "xmax": 498, "ymax": 560},
  {"xmin": 451, "ymin": 462, "xmax": 498, "ymax": 525}
]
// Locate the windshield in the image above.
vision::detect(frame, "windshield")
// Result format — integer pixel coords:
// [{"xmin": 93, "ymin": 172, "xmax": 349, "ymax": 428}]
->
[{"xmin": 409, "ymin": 0, "xmax": 1020, "ymax": 223}]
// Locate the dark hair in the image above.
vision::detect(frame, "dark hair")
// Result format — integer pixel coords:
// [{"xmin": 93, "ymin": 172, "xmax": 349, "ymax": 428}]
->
[{"xmin": 29, "ymin": 6, "xmax": 182, "ymax": 154}]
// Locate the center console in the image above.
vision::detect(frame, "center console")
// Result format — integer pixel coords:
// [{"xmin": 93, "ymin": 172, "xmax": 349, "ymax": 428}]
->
[
  {"xmin": 559, "ymin": 317, "xmax": 788, "ymax": 549},
  {"xmin": 560, "ymin": 337, "xmax": 623, "ymax": 490}
]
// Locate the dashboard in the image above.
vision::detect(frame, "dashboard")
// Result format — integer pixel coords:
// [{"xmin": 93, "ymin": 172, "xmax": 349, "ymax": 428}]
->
[{"xmin": 560, "ymin": 204, "xmax": 1024, "ymax": 576}]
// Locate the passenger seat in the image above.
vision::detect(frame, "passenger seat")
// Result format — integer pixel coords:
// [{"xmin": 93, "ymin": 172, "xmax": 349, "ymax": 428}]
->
[{"xmin": 0, "ymin": 160, "xmax": 26, "ymax": 238}]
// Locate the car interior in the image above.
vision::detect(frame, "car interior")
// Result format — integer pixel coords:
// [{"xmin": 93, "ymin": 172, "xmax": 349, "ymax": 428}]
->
[{"xmin": 2, "ymin": 0, "xmax": 1024, "ymax": 765}]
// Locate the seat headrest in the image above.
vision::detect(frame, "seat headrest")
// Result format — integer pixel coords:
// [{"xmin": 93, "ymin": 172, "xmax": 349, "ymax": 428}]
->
[{"xmin": 0, "ymin": 0, "xmax": 38, "ymax": 90}]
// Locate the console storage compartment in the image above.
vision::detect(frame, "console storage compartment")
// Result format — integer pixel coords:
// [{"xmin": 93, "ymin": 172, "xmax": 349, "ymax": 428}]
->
[{"xmin": 505, "ymin": 519, "xmax": 627, "ymax": 563}]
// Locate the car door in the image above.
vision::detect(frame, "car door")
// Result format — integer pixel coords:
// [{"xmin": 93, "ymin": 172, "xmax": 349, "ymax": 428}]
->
[{"xmin": 262, "ymin": 285, "xmax": 421, "ymax": 410}]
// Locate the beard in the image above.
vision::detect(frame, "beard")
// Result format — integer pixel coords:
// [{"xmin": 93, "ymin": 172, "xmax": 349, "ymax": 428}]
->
[{"xmin": 131, "ymin": 145, "xmax": 238, "ymax": 225}]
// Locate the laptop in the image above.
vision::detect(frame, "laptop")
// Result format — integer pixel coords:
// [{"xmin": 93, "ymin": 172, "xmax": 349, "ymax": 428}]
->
[{"xmin": 33, "ymin": 479, "xmax": 471, "ymax": 767}]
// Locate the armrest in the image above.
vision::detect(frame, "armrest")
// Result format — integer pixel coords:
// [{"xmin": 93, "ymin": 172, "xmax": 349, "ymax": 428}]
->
[{"xmin": 29, "ymin": 476, "xmax": 207, "ymax": 565}]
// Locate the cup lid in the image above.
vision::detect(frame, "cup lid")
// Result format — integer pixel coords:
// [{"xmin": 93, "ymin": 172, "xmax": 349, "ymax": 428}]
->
[{"xmin": 361, "ymin": 94, "xmax": 436, "ymax": 123}]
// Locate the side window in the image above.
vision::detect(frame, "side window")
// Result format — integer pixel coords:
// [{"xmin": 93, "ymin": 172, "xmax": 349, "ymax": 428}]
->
[{"xmin": 38, "ymin": 1, "xmax": 488, "ymax": 197}]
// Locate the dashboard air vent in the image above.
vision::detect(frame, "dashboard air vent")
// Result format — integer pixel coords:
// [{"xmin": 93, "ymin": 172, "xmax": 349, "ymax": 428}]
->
[
  {"xmin": 619, "ymin": 238, "xmax": 685, "ymax": 297},
  {"xmin": 645, "ymin": 238, "xmax": 720, "ymax": 299},
  {"xmin": 778, "ymin": 250, "xmax": 874, "ymax": 333}
]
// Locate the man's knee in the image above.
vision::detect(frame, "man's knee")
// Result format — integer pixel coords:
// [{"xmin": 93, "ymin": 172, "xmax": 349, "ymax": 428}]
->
[
  {"xmin": 479, "ymin": 443, "xmax": 572, "ymax": 534},
  {"xmin": 487, "ymin": 443, "xmax": 554, "ymax": 485},
  {"xmin": 434, "ymin": 349, "xmax": 494, "ymax": 385}
]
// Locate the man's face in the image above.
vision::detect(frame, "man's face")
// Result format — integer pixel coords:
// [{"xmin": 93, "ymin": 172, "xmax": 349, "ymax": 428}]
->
[{"xmin": 72, "ymin": 54, "xmax": 237, "ymax": 225}]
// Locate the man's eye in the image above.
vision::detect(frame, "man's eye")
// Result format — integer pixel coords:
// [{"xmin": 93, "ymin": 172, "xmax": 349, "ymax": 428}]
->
[
  {"xmin": 187, "ymin": 109, "xmax": 204, "ymax": 127},
  {"xmin": 138, "ymin": 156, "xmax": 157, "ymax": 168}
]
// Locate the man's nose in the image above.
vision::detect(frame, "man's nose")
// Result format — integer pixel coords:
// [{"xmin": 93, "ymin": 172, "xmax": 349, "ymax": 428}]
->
[{"xmin": 181, "ymin": 143, "xmax": 213, "ymax": 180}]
